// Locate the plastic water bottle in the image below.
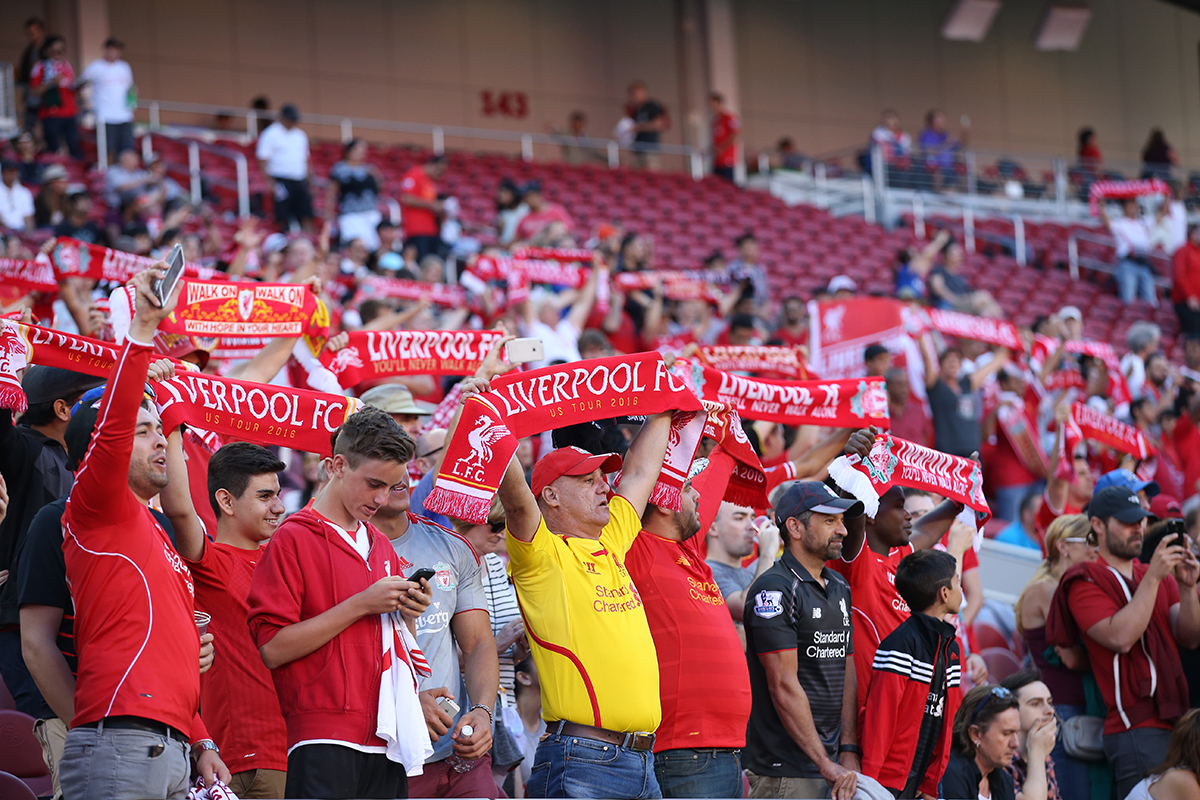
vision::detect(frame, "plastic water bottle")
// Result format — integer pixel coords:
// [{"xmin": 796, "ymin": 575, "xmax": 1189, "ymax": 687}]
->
[{"xmin": 446, "ymin": 724, "xmax": 477, "ymax": 773}]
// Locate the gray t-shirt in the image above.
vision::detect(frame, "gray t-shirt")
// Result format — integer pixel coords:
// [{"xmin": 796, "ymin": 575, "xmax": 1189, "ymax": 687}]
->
[
  {"xmin": 928, "ymin": 375, "xmax": 981, "ymax": 458},
  {"xmin": 707, "ymin": 559, "xmax": 754, "ymax": 601},
  {"xmin": 390, "ymin": 513, "xmax": 487, "ymax": 763}
]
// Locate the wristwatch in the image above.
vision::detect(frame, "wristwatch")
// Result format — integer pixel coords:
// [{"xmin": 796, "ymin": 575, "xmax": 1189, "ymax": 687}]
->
[
  {"xmin": 192, "ymin": 739, "xmax": 220, "ymax": 757},
  {"xmin": 838, "ymin": 743, "xmax": 863, "ymax": 757}
]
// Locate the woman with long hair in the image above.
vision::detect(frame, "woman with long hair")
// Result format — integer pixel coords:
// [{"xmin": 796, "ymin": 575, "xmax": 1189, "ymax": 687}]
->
[
  {"xmin": 942, "ymin": 684, "xmax": 1021, "ymax": 799},
  {"xmin": 1141, "ymin": 128, "xmax": 1177, "ymax": 181},
  {"xmin": 1014, "ymin": 514, "xmax": 1095, "ymax": 800},
  {"xmin": 1125, "ymin": 709, "xmax": 1200, "ymax": 799}
]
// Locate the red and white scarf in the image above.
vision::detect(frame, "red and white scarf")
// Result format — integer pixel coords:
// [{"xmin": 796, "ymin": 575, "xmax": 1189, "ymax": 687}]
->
[
  {"xmin": 1058, "ymin": 402, "xmax": 1156, "ymax": 478},
  {"xmin": 352, "ymin": 275, "xmax": 467, "ymax": 309},
  {"xmin": 922, "ymin": 308, "xmax": 1025, "ymax": 353},
  {"xmin": 0, "ymin": 255, "xmax": 57, "ymax": 294},
  {"xmin": 320, "ymin": 329, "xmax": 505, "ymax": 388},
  {"xmin": 679, "ymin": 362, "xmax": 890, "ymax": 429},
  {"xmin": 50, "ymin": 238, "xmax": 227, "ymax": 284},
  {"xmin": 695, "ymin": 344, "xmax": 814, "ymax": 379},
  {"xmin": 612, "ymin": 270, "xmax": 720, "ymax": 303},
  {"xmin": 995, "ymin": 393, "xmax": 1049, "ymax": 478},
  {"xmin": 156, "ymin": 280, "xmax": 329, "ymax": 355},
  {"xmin": 700, "ymin": 401, "xmax": 768, "ymax": 509},
  {"xmin": 1088, "ymin": 178, "xmax": 1170, "ymax": 216},
  {"xmin": 470, "ymin": 256, "xmax": 588, "ymax": 289},
  {"xmin": 3, "ymin": 319, "xmax": 360, "ymax": 455},
  {"xmin": 425, "ymin": 353, "xmax": 704, "ymax": 523},
  {"xmin": 0, "ymin": 320, "xmax": 32, "ymax": 413},
  {"xmin": 511, "ymin": 246, "xmax": 594, "ymax": 264},
  {"xmin": 828, "ymin": 433, "xmax": 991, "ymax": 522}
]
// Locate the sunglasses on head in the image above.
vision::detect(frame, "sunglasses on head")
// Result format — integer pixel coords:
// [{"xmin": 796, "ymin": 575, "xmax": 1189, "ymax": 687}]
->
[{"xmin": 969, "ymin": 685, "xmax": 1013, "ymax": 723}]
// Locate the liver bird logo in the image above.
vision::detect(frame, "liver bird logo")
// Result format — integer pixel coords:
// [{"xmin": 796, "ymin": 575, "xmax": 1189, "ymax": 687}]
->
[
  {"xmin": 331, "ymin": 347, "xmax": 364, "ymax": 374},
  {"xmin": 463, "ymin": 415, "xmax": 509, "ymax": 469}
]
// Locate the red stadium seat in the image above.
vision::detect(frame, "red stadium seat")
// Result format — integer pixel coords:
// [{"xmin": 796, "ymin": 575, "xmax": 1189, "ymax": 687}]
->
[
  {"xmin": 980, "ymin": 647, "xmax": 1023, "ymax": 684},
  {"xmin": 0, "ymin": 710, "xmax": 52, "ymax": 797},
  {"xmin": 0, "ymin": 772, "xmax": 37, "ymax": 800}
]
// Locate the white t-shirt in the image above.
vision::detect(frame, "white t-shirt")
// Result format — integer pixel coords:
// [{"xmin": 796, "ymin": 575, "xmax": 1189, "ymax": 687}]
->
[
  {"xmin": 0, "ymin": 181, "xmax": 35, "ymax": 230},
  {"xmin": 527, "ymin": 317, "xmax": 581, "ymax": 368},
  {"xmin": 256, "ymin": 122, "xmax": 310, "ymax": 180},
  {"xmin": 1121, "ymin": 351, "xmax": 1147, "ymax": 399},
  {"xmin": 82, "ymin": 58, "xmax": 134, "ymax": 123},
  {"xmin": 1109, "ymin": 215, "xmax": 1153, "ymax": 258}
]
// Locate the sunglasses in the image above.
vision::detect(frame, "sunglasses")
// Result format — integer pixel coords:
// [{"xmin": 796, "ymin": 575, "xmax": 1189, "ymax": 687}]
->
[
  {"xmin": 969, "ymin": 685, "xmax": 1013, "ymax": 723},
  {"xmin": 417, "ymin": 445, "xmax": 444, "ymax": 460},
  {"xmin": 489, "ymin": 521, "xmax": 505, "ymax": 534}
]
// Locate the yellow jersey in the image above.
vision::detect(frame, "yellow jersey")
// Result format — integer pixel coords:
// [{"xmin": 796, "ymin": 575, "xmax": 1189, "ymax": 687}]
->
[{"xmin": 506, "ymin": 495, "xmax": 661, "ymax": 733}]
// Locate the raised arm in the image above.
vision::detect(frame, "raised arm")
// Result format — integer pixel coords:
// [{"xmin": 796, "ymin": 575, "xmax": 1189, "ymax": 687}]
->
[
  {"xmin": 967, "ymin": 348, "xmax": 1010, "ymax": 393},
  {"xmin": 908, "ymin": 498, "xmax": 964, "ymax": 551},
  {"xmin": 921, "ymin": 335, "xmax": 940, "ymax": 390},
  {"xmin": 161, "ymin": 429, "xmax": 207, "ymax": 562},
  {"xmin": 564, "ymin": 265, "xmax": 600, "ymax": 332},
  {"xmin": 615, "ymin": 411, "xmax": 673, "ymax": 515}
]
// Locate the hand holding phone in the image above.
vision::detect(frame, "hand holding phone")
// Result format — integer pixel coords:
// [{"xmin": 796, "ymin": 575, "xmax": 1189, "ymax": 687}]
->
[
  {"xmin": 411, "ymin": 567, "xmax": 436, "ymax": 584},
  {"xmin": 505, "ymin": 337, "xmax": 544, "ymax": 364},
  {"xmin": 155, "ymin": 243, "xmax": 185, "ymax": 309}
]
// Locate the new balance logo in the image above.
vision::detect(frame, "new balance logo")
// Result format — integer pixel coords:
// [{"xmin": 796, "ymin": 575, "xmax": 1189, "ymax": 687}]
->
[{"xmin": 812, "ymin": 607, "xmax": 822, "ymax": 619}]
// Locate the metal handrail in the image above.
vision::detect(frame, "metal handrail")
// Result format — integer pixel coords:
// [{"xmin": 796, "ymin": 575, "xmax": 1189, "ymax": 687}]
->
[
  {"xmin": 1066, "ymin": 228, "xmax": 1172, "ymax": 286},
  {"xmin": 134, "ymin": 98, "xmax": 707, "ymax": 181},
  {"xmin": 140, "ymin": 130, "xmax": 251, "ymax": 217}
]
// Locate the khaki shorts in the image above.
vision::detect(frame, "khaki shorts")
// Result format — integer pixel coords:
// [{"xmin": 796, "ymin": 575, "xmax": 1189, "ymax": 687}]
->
[{"xmin": 33, "ymin": 716, "xmax": 68, "ymax": 800}]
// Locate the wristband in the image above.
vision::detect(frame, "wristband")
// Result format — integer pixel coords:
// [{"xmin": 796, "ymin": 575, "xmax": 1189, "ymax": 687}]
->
[
  {"xmin": 837, "ymin": 744, "xmax": 862, "ymax": 757},
  {"xmin": 469, "ymin": 703, "xmax": 494, "ymax": 724}
]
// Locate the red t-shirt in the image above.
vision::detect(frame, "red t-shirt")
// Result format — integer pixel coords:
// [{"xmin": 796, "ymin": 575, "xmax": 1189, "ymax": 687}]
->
[
  {"xmin": 63, "ymin": 340, "xmax": 207, "ymax": 741},
  {"xmin": 712, "ymin": 112, "xmax": 740, "ymax": 169},
  {"xmin": 1173, "ymin": 414, "xmax": 1200, "ymax": 501},
  {"xmin": 31, "ymin": 59, "xmax": 78, "ymax": 119},
  {"xmin": 771, "ymin": 327, "xmax": 808, "ymax": 348},
  {"xmin": 515, "ymin": 204, "xmax": 574, "ymax": 242},
  {"xmin": 624, "ymin": 529, "xmax": 752, "ymax": 750},
  {"xmin": 981, "ymin": 401, "xmax": 1040, "ymax": 492},
  {"xmin": 888, "ymin": 400, "xmax": 932, "ymax": 449},
  {"xmin": 399, "ymin": 167, "xmax": 438, "ymax": 237},
  {"xmin": 1035, "ymin": 492, "xmax": 1081, "ymax": 555},
  {"xmin": 1067, "ymin": 558, "xmax": 1180, "ymax": 734},
  {"xmin": 186, "ymin": 539, "xmax": 288, "ymax": 772},
  {"xmin": 829, "ymin": 539, "xmax": 914, "ymax": 712}
]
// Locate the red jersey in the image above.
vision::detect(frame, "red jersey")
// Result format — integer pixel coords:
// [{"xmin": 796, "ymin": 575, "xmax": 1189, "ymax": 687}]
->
[
  {"xmin": 764, "ymin": 461, "xmax": 797, "ymax": 495},
  {"xmin": 247, "ymin": 507, "xmax": 401, "ymax": 750},
  {"xmin": 1067, "ymin": 557, "xmax": 1180, "ymax": 734},
  {"xmin": 399, "ymin": 167, "xmax": 438, "ymax": 237},
  {"xmin": 1034, "ymin": 491, "xmax": 1081, "ymax": 555},
  {"xmin": 63, "ymin": 339, "xmax": 208, "ymax": 741},
  {"xmin": 625, "ymin": 529, "xmax": 751, "ymax": 750},
  {"xmin": 771, "ymin": 327, "xmax": 808, "ymax": 349},
  {"xmin": 30, "ymin": 59, "xmax": 78, "ymax": 119},
  {"xmin": 712, "ymin": 111, "xmax": 740, "ymax": 169},
  {"xmin": 186, "ymin": 539, "xmax": 287, "ymax": 772},
  {"xmin": 1172, "ymin": 243, "xmax": 1200, "ymax": 304},
  {"xmin": 1173, "ymin": 414, "xmax": 1200, "ymax": 502},
  {"xmin": 828, "ymin": 538, "xmax": 914, "ymax": 712},
  {"xmin": 888, "ymin": 399, "xmax": 932, "ymax": 449},
  {"xmin": 515, "ymin": 204, "xmax": 574, "ymax": 242}
]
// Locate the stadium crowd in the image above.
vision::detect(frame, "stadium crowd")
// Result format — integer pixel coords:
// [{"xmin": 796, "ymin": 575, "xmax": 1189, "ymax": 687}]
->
[{"xmin": 2, "ymin": 20, "xmax": 1200, "ymax": 800}]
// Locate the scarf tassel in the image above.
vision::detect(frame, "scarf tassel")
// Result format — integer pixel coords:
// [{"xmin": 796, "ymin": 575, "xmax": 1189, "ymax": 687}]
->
[
  {"xmin": 828, "ymin": 455, "xmax": 881, "ymax": 519},
  {"xmin": 0, "ymin": 384, "xmax": 27, "ymax": 415}
]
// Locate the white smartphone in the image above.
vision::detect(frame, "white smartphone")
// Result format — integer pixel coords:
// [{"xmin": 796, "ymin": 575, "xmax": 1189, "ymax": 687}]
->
[
  {"xmin": 436, "ymin": 696, "xmax": 460, "ymax": 717},
  {"xmin": 505, "ymin": 337, "xmax": 544, "ymax": 364},
  {"xmin": 155, "ymin": 242, "xmax": 186, "ymax": 308}
]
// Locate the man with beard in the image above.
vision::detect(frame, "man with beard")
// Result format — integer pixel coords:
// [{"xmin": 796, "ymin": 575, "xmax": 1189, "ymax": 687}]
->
[
  {"xmin": 1058, "ymin": 486, "xmax": 1200, "ymax": 799},
  {"xmin": 743, "ymin": 481, "xmax": 863, "ymax": 800},
  {"xmin": 60, "ymin": 266, "xmax": 230, "ymax": 799},
  {"xmin": 769, "ymin": 296, "xmax": 808, "ymax": 348},
  {"xmin": 370, "ymin": 442, "xmax": 499, "ymax": 799},
  {"xmin": 624, "ymin": 461, "xmax": 754, "ymax": 798}
]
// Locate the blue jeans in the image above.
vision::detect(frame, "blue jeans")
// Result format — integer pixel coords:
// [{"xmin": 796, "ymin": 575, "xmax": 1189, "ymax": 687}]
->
[
  {"xmin": 654, "ymin": 748, "xmax": 742, "ymax": 799},
  {"xmin": 1104, "ymin": 727, "xmax": 1171, "ymax": 800},
  {"xmin": 1116, "ymin": 258, "xmax": 1159, "ymax": 305},
  {"xmin": 1051, "ymin": 704, "xmax": 1091, "ymax": 800},
  {"xmin": 527, "ymin": 733, "xmax": 662, "ymax": 799}
]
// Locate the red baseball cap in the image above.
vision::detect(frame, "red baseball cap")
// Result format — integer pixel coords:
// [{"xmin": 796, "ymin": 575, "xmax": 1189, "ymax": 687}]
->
[
  {"xmin": 530, "ymin": 446, "xmax": 623, "ymax": 497},
  {"xmin": 1150, "ymin": 494, "xmax": 1184, "ymax": 520}
]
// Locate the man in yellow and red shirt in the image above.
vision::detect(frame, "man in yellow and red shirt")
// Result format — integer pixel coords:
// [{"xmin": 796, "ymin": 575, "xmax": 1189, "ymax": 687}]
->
[{"xmin": 450, "ymin": 377, "xmax": 673, "ymax": 799}]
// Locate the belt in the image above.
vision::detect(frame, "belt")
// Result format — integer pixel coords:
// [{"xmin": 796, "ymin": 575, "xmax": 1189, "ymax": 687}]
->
[
  {"xmin": 78, "ymin": 716, "xmax": 188, "ymax": 744},
  {"xmin": 551, "ymin": 720, "xmax": 656, "ymax": 752}
]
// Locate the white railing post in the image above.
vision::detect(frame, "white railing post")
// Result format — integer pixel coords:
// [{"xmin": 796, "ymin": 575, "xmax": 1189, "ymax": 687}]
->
[
  {"xmin": 758, "ymin": 151, "xmax": 770, "ymax": 175},
  {"xmin": 862, "ymin": 175, "xmax": 876, "ymax": 225},
  {"xmin": 385, "ymin": 198, "xmax": 401, "ymax": 225},
  {"xmin": 246, "ymin": 111, "xmax": 257, "ymax": 139},
  {"xmin": 1054, "ymin": 158, "xmax": 1068, "ymax": 216},
  {"xmin": 188, "ymin": 142, "xmax": 202, "ymax": 205},
  {"xmin": 964, "ymin": 206, "xmax": 976, "ymax": 254},
  {"xmin": 96, "ymin": 114, "xmax": 108, "ymax": 170},
  {"xmin": 142, "ymin": 132, "xmax": 153, "ymax": 162},
  {"xmin": 1013, "ymin": 214, "xmax": 1026, "ymax": 266},
  {"xmin": 966, "ymin": 149, "xmax": 977, "ymax": 196},
  {"xmin": 521, "ymin": 134, "xmax": 533, "ymax": 162},
  {"xmin": 341, "ymin": 119, "xmax": 353, "ymax": 143},
  {"xmin": 149, "ymin": 101, "xmax": 160, "ymax": 130},
  {"xmin": 607, "ymin": 141, "xmax": 619, "ymax": 169},
  {"xmin": 815, "ymin": 161, "xmax": 828, "ymax": 209},
  {"xmin": 432, "ymin": 127, "xmax": 445, "ymax": 156},
  {"xmin": 871, "ymin": 144, "xmax": 887, "ymax": 225},
  {"xmin": 235, "ymin": 153, "xmax": 249, "ymax": 218},
  {"xmin": 1068, "ymin": 234, "xmax": 1079, "ymax": 280},
  {"xmin": 689, "ymin": 151, "xmax": 703, "ymax": 182},
  {"xmin": 912, "ymin": 194, "xmax": 925, "ymax": 239}
]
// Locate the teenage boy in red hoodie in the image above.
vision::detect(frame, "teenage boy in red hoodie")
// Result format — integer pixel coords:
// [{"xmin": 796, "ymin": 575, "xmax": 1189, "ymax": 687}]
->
[
  {"xmin": 860, "ymin": 548, "xmax": 963, "ymax": 799},
  {"xmin": 247, "ymin": 407, "xmax": 432, "ymax": 799}
]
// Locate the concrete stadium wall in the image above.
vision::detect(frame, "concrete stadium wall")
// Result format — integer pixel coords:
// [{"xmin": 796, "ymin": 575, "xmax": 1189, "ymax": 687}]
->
[{"xmin": 2, "ymin": 0, "xmax": 1199, "ymax": 165}]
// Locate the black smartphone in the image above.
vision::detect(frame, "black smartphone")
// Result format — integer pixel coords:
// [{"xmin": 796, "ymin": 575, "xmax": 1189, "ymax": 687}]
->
[
  {"xmin": 1166, "ymin": 518, "xmax": 1187, "ymax": 548},
  {"xmin": 411, "ymin": 567, "xmax": 436, "ymax": 584}
]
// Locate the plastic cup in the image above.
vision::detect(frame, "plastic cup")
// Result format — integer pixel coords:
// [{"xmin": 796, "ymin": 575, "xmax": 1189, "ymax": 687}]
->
[{"xmin": 194, "ymin": 611, "xmax": 211, "ymax": 637}]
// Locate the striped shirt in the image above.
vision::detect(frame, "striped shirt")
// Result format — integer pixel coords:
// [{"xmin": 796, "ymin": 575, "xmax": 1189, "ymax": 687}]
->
[{"xmin": 481, "ymin": 552, "xmax": 521, "ymax": 707}]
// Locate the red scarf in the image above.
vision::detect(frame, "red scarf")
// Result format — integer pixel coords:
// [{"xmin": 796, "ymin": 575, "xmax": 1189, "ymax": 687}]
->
[
  {"xmin": 3, "ymin": 319, "xmax": 359, "ymax": 455},
  {"xmin": 700, "ymin": 401, "xmax": 768, "ymax": 509},
  {"xmin": 511, "ymin": 247, "xmax": 594, "ymax": 264},
  {"xmin": 1059, "ymin": 402, "xmax": 1156, "ymax": 478},
  {"xmin": 471, "ymin": 256, "xmax": 588, "ymax": 289},
  {"xmin": 320, "ymin": 329, "xmax": 505, "ymax": 387},
  {"xmin": 0, "ymin": 256, "xmax": 57, "ymax": 294},
  {"xmin": 829, "ymin": 433, "xmax": 990, "ymax": 521},
  {"xmin": 50, "ymin": 238, "xmax": 227, "ymax": 283},
  {"xmin": 681, "ymin": 362, "xmax": 890, "ymax": 429},
  {"xmin": 160, "ymin": 280, "xmax": 328, "ymax": 355},
  {"xmin": 425, "ymin": 353, "xmax": 704, "ymax": 523},
  {"xmin": 696, "ymin": 344, "xmax": 814, "ymax": 379},
  {"xmin": 995, "ymin": 395, "xmax": 1049, "ymax": 478},
  {"xmin": 352, "ymin": 275, "xmax": 467, "ymax": 309},
  {"xmin": 612, "ymin": 271, "xmax": 720, "ymax": 302},
  {"xmin": 0, "ymin": 320, "xmax": 31, "ymax": 413},
  {"xmin": 924, "ymin": 308, "xmax": 1025, "ymax": 352},
  {"xmin": 1088, "ymin": 178, "xmax": 1170, "ymax": 215}
]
